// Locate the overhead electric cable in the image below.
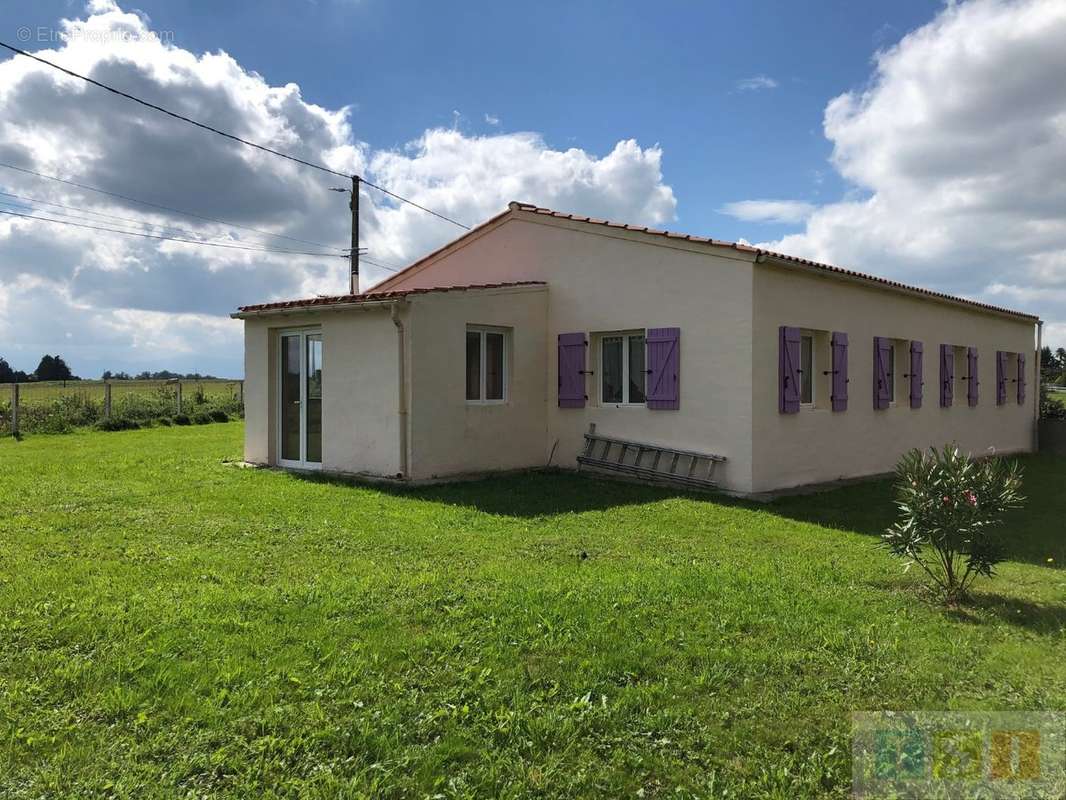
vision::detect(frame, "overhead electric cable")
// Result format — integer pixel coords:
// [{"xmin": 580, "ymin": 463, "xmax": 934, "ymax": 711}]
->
[
  {"xmin": 0, "ymin": 160, "xmax": 343, "ymax": 250},
  {"xmin": 0, "ymin": 209, "xmax": 346, "ymax": 257},
  {"xmin": 0, "ymin": 190, "xmax": 344, "ymax": 255},
  {"xmin": 0, "ymin": 41, "xmax": 473, "ymax": 230}
]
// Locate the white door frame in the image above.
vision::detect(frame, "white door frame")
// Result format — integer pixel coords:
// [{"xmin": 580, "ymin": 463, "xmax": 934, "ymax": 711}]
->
[{"xmin": 277, "ymin": 327, "xmax": 322, "ymax": 470}]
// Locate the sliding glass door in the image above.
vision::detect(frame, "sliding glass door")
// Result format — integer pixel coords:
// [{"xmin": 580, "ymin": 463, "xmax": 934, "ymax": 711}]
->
[{"xmin": 278, "ymin": 329, "xmax": 322, "ymax": 469}]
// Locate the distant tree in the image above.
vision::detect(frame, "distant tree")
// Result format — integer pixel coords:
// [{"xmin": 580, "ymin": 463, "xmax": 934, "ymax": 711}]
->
[
  {"xmin": 33, "ymin": 354, "xmax": 76, "ymax": 382},
  {"xmin": 101, "ymin": 370, "xmax": 133, "ymax": 381},
  {"xmin": 0, "ymin": 358, "xmax": 34, "ymax": 383},
  {"xmin": 1041, "ymin": 346, "xmax": 1059, "ymax": 380},
  {"xmin": 0, "ymin": 357, "xmax": 15, "ymax": 383}
]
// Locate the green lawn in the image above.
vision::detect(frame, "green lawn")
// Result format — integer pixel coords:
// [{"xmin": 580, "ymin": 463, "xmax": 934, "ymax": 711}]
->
[{"xmin": 1, "ymin": 425, "xmax": 1063, "ymax": 798}]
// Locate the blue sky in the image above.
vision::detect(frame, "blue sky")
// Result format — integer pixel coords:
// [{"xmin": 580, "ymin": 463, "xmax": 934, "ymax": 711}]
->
[
  {"xmin": 16, "ymin": 0, "xmax": 939, "ymax": 244},
  {"xmin": 3, "ymin": 0, "xmax": 1065, "ymax": 377}
]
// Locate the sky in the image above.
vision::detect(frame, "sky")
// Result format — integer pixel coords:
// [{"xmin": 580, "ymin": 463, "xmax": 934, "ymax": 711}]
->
[{"xmin": 1, "ymin": 0, "xmax": 1065, "ymax": 378}]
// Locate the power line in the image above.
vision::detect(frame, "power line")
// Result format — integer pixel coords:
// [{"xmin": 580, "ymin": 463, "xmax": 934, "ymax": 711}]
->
[
  {"xmin": 0, "ymin": 190, "xmax": 344, "ymax": 255},
  {"xmin": 0, "ymin": 42, "xmax": 350, "ymax": 180},
  {"xmin": 0, "ymin": 198, "xmax": 337, "ymax": 256},
  {"xmin": 0, "ymin": 161, "xmax": 341, "ymax": 250},
  {"xmin": 361, "ymin": 256, "xmax": 403, "ymax": 274},
  {"xmin": 360, "ymin": 179, "xmax": 471, "ymax": 230},
  {"xmin": 0, "ymin": 209, "xmax": 346, "ymax": 258},
  {"xmin": 0, "ymin": 41, "xmax": 473, "ymax": 230}
]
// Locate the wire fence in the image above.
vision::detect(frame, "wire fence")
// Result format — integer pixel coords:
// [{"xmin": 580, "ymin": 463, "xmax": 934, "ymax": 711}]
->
[{"xmin": 0, "ymin": 379, "xmax": 243, "ymax": 436}]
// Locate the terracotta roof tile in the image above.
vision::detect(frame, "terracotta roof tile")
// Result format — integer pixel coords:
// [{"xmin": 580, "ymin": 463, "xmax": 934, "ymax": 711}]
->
[{"xmin": 235, "ymin": 281, "xmax": 546, "ymax": 315}]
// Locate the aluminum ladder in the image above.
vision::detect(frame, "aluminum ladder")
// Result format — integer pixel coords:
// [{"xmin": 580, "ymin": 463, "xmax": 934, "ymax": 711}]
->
[{"xmin": 576, "ymin": 423, "xmax": 726, "ymax": 490}]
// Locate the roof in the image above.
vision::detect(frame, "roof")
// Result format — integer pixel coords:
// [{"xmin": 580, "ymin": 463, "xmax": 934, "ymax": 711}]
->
[
  {"xmin": 368, "ymin": 201, "xmax": 1038, "ymax": 323},
  {"xmin": 233, "ymin": 281, "xmax": 545, "ymax": 317}
]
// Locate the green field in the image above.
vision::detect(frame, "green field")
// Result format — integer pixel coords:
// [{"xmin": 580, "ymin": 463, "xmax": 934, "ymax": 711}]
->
[
  {"xmin": 1, "ymin": 424, "xmax": 1062, "ymax": 798},
  {"xmin": 0, "ymin": 379, "xmax": 242, "ymax": 435}
]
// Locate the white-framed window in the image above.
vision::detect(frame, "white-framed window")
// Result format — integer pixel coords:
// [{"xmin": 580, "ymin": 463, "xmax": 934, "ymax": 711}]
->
[
  {"xmin": 466, "ymin": 326, "xmax": 508, "ymax": 403},
  {"xmin": 800, "ymin": 333, "xmax": 814, "ymax": 405},
  {"xmin": 600, "ymin": 331, "xmax": 646, "ymax": 405}
]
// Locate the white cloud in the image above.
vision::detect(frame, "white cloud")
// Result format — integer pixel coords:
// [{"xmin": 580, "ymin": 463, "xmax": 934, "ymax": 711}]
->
[
  {"xmin": 0, "ymin": 2, "xmax": 676, "ymax": 377},
  {"xmin": 765, "ymin": 0, "xmax": 1066, "ymax": 347},
  {"xmin": 719, "ymin": 199, "xmax": 816, "ymax": 225},
  {"xmin": 483, "ymin": 113, "xmax": 500, "ymax": 126},
  {"xmin": 735, "ymin": 75, "xmax": 778, "ymax": 92}
]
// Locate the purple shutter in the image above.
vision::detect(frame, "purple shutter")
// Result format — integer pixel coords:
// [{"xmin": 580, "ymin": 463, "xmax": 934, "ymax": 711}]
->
[
  {"xmin": 557, "ymin": 332, "xmax": 586, "ymax": 408},
  {"xmin": 779, "ymin": 326, "xmax": 801, "ymax": 414},
  {"xmin": 996, "ymin": 351, "xmax": 1007, "ymax": 406},
  {"xmin": 646, "ymin": 328, "xmax": 680, "ymax": 409},
  {"xmin": 1017, "ymin": 353, "xmax": 1026, "ymax": 405},
  {"xmin": 830, "ymin": 331, "xmax": 848, "ymax": 412},
  {"xmin": 940, "ymin": 344, "xmax": 954, "ymax": 407},
  {"xmin": 909, "ymin": 341, "xmax": 923, "ymax": 409},
  {"xmin": 967, "ymin": 347, "xmax": 979, "ymax": 407},
  {"xmin": 873, "ymin": 336, "xmax": 892, "ymax": 410}
]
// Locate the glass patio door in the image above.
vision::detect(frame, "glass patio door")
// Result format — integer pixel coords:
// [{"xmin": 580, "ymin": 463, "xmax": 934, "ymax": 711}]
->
[{"xmin": 279, "ymin": 329, "xmax": 322, "ymax": 468}]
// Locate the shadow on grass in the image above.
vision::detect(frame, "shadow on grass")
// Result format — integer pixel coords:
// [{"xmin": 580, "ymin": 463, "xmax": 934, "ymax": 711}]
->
[
  {"xmin": 946, "ymin": 592, "xmax": 1066, "ymax": 634},
  {"xmin": 287, "ymin": 467, "xmax": 706, "ymax": 518},
  {"xmin": 764, "ymin": 453, "xmax": 1066, "ymax": 569},
  {"xmin": 288, "ymin": 454, "xmax": 1066, "ymax": 567}
]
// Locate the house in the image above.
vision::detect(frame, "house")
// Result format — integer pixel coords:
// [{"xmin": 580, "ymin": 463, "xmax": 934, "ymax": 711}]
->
[{"xmin": 232, "ymin": 202, "xmax": 1040, "ymax": 495}]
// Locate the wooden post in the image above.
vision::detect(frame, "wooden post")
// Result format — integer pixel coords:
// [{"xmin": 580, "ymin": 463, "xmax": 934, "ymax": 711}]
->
[
  {"xmin": 176, "ymin": 381, "xmax": 183, "ymax": 415},
  {"xmin": 104, "ymin": 381, "xmax": 112, "ymax": 420},
  {"xmin": 10, "ymin": 383, "xmax": 18, "ymax": 438},
  {"xmin": 238, "ymin": 380, "xmax": 244, "ymax": 408}
]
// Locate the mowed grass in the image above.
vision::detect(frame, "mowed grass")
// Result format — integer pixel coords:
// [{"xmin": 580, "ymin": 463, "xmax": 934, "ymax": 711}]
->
[{"xmin": 0, "ymin": 425, "xmax": 1063, "ymax": 798}]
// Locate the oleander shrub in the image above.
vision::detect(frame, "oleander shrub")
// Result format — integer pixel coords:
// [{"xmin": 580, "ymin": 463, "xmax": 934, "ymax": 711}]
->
[{"xmin": 882, "ymin": 445, "xmax": 1024, "ymax": 604}]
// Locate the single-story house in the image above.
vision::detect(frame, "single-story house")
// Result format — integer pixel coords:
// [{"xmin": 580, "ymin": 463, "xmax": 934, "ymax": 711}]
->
[{"xmin": 233, "ymin": 202, "xmax": 1041, "ymax": 495}]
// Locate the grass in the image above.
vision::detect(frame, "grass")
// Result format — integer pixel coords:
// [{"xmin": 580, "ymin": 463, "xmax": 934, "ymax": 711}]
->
[
  {"xmin": 0, "ymin": 380, "xmax": 243, "ymax": 435},
  {"xmin": 0, "ymin": 424, "xmax": 1062, "ymax": 798}
]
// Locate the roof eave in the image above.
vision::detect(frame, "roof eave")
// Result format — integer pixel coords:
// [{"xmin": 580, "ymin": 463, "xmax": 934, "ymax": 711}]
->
[
  {"xmin": 755, "ymin": 252, "xmax": 1038, "ymax": 323},
  {"xmin": 231, "ymin": 297, "xmax": 405, "ymax": 320}
]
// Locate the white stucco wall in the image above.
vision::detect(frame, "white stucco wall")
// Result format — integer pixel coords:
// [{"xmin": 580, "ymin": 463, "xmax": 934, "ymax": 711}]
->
[
  {"xmin": 242, "ymin": 308, "xmax": 402, "ymax": 477},
  {"xmin": 405, "ymin": 286, "xmax": 548, "ymax": 479},
  {"xmin": 373, "ymin": 214, "xmax": 757, "ymax": 492},
  {"xmin": 751, "ymin": 262, "xmax": 1038, "ymax": 492}
]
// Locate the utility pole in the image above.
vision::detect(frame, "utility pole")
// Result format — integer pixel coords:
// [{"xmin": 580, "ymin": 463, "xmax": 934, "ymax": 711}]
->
[{"xmin": 349, "ymin": 175, "xmax": 360, "ymax": 295}]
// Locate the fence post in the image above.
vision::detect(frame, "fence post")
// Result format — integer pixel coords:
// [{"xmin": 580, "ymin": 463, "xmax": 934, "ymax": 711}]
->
[
  {"xmin": 176, "ymin": 381, "xmax": 183, "ymax": 415},
  {"xmin": 104, "ymin": 381, "xmax": 112, "ymax": 420},
  {"xmin": 10, "ymin": 383, "xmax": 18, "ymax": 438},
  {"xmin": 238, "ymin": 380, "xmax": 244, "ymax": 409}
]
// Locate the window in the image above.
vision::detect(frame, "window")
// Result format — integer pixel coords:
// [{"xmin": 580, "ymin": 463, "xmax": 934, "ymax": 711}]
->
[
  {"xmin": 601, "ymin": 332, "xmax": 646, "ymax": 404},
  {"xmin": 466, "ymin": 326, "xmax": 508, "ymax": 403},
  {"xmin": 800, "ymin": 334, "xmax": 814, "ymax": 405}
]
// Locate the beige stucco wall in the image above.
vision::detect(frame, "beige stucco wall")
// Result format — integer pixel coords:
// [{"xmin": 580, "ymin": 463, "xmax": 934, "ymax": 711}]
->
[
  {"xmin": 375, "ymin": 214, "xmax": 757, "ymax": 492},
  {"xmin": 242, "ymin": 307, "xmax": 402, "ymax": 477},
  {"xmin": 751, "ymin": 262, "xmax": 1038, "ymax": 492},
  {"xmin": 405, "ymin": 286, "xmax": 548, "ymax": 479}
]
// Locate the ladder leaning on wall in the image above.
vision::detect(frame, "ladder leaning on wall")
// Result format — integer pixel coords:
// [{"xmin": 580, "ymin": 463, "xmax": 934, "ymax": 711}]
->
[{"xmin": 576, "ymin": 423, "xmax": 726, "ymax": 490}]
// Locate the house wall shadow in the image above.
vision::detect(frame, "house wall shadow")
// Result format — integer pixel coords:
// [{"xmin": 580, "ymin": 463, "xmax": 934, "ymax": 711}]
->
[
  {"xmin": 764, "ymin": 453, "xmax": 1066, "ymax": 569},
  {"xmin": 286, "ymin": 455, "xmax": 1065, "ymax": 568},
  {"xmin": 285, "ymin": 467, "xmax": 706, "ymax": 518}
]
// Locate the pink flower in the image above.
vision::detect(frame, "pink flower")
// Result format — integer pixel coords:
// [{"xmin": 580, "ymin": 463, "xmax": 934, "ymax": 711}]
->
[
  {"xmin": 963, "ymin": 490, "xmax": 978, "ymax": 506},
  {"xmin": 942, "ymin": 495, "xmax": 952, "ymax": 505}
]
